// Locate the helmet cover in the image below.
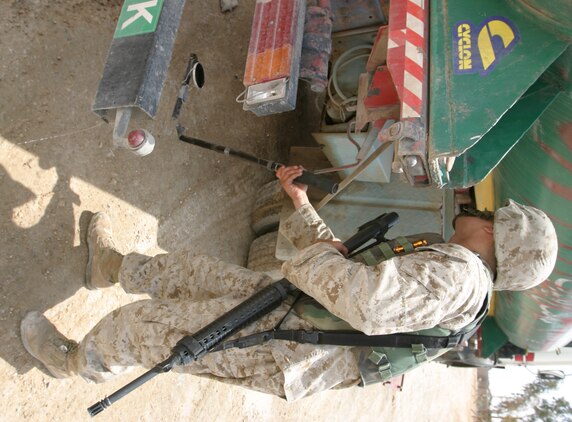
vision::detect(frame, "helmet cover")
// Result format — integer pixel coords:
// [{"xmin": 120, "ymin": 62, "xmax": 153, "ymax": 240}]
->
[{"xmin": 494, "ymin": 200, "xmax": 558, "ymax": 291}]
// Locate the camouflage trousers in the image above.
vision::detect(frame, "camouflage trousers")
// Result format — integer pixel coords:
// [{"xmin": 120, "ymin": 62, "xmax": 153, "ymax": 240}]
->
[{"xmin": 72, "ymin": 251, "xmax": 361, "ymax": 400}]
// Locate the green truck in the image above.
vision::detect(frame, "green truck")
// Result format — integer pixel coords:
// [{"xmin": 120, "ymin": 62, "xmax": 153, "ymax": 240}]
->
[{"xmin": 246, "ymin": 0, "xmax": 572, "ymax": 369}]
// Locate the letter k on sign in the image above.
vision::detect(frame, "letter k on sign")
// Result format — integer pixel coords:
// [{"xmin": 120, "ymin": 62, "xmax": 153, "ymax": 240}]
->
[
  {"xmin": 114, "ymin": 0, "xmax": 164, "ymax": 38},
  {"xmin": 122, "ymin": 1, "xmax": 158, "ymax": 29}
]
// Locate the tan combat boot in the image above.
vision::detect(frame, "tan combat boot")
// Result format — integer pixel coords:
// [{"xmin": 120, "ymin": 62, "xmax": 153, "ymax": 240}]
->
[
  {"xmin": 85, "ymin": 212, "xmax": 123, "ymax": 290},
  {"xmin": 21, "ymin": 311, "xmax": 78, "ymax": 378}
]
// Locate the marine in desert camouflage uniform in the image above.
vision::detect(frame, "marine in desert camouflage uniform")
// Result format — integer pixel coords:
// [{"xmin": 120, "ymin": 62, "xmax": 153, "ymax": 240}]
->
[{"xmin": 21, "ymin": 166, "xmax": 558, "ymax": 401}]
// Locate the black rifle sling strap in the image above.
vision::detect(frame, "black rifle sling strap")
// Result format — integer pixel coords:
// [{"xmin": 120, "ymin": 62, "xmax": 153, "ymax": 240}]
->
[{"xmin": 213, "ymin": 294, "xmax": 489, "ymax": 352}]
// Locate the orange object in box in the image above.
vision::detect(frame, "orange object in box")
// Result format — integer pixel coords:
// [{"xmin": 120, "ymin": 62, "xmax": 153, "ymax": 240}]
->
[{"xmin": 243, "ymin": 0, "xmax": 303, "ymax": 86}]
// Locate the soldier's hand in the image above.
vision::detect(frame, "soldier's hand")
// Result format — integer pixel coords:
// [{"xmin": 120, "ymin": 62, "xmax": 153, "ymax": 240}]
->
[
  {"xmin": 276, "ymin": 165, "xmax": 309, "ymax": 209},
  {"xmin": 315, "ymin": 239, "xmax": 349, "ymax": 258}
]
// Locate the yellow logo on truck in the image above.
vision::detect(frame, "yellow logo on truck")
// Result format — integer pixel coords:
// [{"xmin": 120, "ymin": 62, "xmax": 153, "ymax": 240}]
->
[
  {"xmin": 456, "ymin": 23, "xmax": 472, "ymax": 71},
  {"xmin": 453, "ymin": 17, "xmax": 520, "ymax": 75}
]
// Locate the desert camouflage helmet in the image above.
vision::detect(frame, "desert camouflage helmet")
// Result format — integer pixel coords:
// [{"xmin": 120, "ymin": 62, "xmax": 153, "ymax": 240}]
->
[{"xmin": 494, "ymin": 200, "xmax": 558, "ymax": 291}]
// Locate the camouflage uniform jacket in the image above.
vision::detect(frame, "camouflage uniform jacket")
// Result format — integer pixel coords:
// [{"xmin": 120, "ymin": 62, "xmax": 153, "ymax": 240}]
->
[{"xmin": 280, "ymin": 204, "xmax": 493, "ymax": 336}]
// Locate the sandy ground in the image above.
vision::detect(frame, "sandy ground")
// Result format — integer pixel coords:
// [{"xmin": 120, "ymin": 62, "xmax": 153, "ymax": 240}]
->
[{"xmin": 0, "ymin": 1, "xmax": 477, "ymax": 421}]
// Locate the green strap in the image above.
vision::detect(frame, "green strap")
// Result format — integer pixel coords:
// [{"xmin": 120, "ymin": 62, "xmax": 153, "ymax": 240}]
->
[
  {"xmin": 352, "ymin": 237, "xmax": 418, "ymax": 266},
  {"xmin": 412, "ymin": 344, "xmax": 428, "ymax": 363},
  {"xmin": 359, "ymin": 249, "xmax": 380, "ymax": 266},
  {"xmin": 378, "ymin": 243, "xmax": 396, "ymax": 260},
  {"xmin": 368, "ymin": 349, "xmax": 393, "ymax": 381},
  {"xmin": 396, "ymin": 236, "xmax": 415, "ymax": 253}
]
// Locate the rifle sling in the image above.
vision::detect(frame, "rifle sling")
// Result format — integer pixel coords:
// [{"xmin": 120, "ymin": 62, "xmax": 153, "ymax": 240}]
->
[
  {"xmin": 213, "ymin": 296, "xmax": 489, "ymax": 352},
  {"xmin": 212, "ymin": 325, "xmax": 478, "ymax": 351}
]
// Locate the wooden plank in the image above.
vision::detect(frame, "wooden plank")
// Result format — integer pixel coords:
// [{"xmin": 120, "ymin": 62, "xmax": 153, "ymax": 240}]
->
[{"xmin": 355, "ymin": 72, "xmax": 371, "ymax": 132}]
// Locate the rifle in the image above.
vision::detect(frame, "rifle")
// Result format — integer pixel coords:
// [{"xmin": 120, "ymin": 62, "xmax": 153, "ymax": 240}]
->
[{"xmin": 87, "ymin": 212, "xmax": 399, "ymax": 416}]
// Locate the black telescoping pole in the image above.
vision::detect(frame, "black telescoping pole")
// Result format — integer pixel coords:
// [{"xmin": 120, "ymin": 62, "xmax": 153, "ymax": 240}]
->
[{"xmin": 177, "ymin": 127, "xmax": 339, "ymax": 194}]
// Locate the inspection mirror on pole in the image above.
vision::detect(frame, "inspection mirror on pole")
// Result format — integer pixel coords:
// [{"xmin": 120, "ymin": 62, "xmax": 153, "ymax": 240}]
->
[{"xmin": 172, "ymin": 54, "xmax": 205, "ymax": 120}]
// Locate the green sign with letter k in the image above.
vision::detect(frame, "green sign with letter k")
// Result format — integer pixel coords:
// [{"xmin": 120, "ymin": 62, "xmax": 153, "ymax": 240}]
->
[{"xmin": 114, "ymin": 0, "xmax": 165, "ymax": 38}]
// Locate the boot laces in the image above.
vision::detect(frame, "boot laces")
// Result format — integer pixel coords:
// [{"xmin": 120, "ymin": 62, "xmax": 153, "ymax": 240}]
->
[{"xmin": 53, "ymin": 338, "xmax": 78, "ymax": 355}]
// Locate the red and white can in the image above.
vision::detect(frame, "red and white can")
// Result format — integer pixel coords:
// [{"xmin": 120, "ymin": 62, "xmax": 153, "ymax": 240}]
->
[{"xmin": 127, "ymin": 129, "xmax": 155, "ymax": 156}]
